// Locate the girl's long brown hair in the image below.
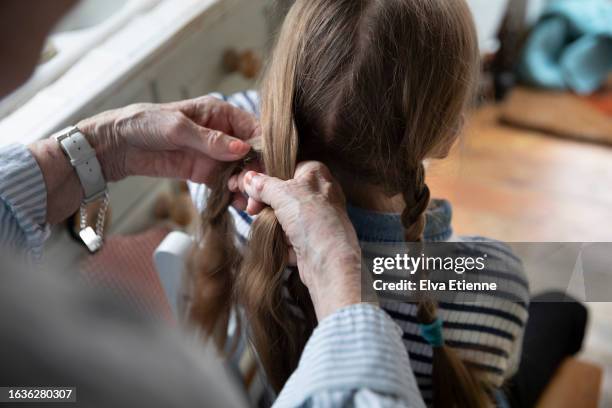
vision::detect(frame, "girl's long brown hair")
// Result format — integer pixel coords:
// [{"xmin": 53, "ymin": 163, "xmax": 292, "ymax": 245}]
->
[{"xmin": 190, "ymin": 0, "xmax": 487, "ymax": 406}]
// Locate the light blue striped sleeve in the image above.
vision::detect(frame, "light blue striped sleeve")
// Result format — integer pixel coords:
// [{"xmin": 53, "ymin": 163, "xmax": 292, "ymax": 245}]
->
[
  {"xmin": 274, "ymin": 304, "xmax": 426, "ymax": 408},
  {"xmin": 0, "ymin": 144, "xmax": 49, "ymax": 258}
]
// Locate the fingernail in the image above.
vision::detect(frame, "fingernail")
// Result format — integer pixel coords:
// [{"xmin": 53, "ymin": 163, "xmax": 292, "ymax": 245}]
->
[
  {"xmin": 251, "ymin": 174, "xmax": 263, "ymax": 190},
  {"xmin": 244, "ymin": 171, "xmax": 255, "ymax": 185},
  {"xmin": 246, "ymin": 198, "xmax": 257, "ymax": 215},
  {"xmin": 229, "ymin": 140, "xmax": 250, "ymax": 154}
]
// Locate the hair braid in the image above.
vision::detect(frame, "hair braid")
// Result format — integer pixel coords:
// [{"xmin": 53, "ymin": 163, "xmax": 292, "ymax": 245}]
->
[
  {"xmin": 400, "ymin": 164, "xmax": 491, "ymax": 408},
  {"xmin": 401, "ymin": 163, "xmax": 431, "ymax": 242}
]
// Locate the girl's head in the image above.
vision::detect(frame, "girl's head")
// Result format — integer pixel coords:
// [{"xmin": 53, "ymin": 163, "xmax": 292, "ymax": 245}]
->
[
  {"xmin": 192, "ymin": 0, "xmax": 485, "ymax": 406},
  {"xmin": 261, "ymin": 0, "xmax": 479, "ymax": 240}
]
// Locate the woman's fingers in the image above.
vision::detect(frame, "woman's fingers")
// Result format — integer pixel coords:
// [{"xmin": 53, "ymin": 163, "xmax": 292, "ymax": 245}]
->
[
  {"xmin": 174, "ymin": 95, "xmax": 261, "ymax": 142},
  {"xmin": 228, "ymin": 161, "xmax": 264, "ymax": 192},
  {"xmin": 231, "ymin": 195, "xmax": 248, "ymax": 211},
  {"xmin": 189, "ymin": 122, "xmax": 251, "ymax": 161},
  {"xmin": 228, "ymin": 162, "xmax": 265, "ymax": 213},
  {"xmin": 246, "ymin": 197, "xmax": 267, "ymax": 215},
  {"xmin": 228, "ymin": 174, "xmax": 240, "ymax": 192},
  {"xmin": 294, "ymin": 161, "xmax": 333, "ymax": 180},
  {"xmin": 229, "ymin": 170, "xmax": 280, "ymax": 215},
  {"xmin": 242, "ymin": 171, "xmax": 284, "ymax": 209}
]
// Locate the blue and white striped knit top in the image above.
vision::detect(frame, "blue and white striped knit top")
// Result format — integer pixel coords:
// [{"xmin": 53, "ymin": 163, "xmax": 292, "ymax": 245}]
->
[{"xmin": 189, "ymin": 91, "xmax": 529, "ymax": 405}]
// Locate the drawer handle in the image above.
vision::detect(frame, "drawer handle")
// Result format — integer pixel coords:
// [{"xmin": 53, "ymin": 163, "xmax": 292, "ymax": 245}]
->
[{"xmin": 223, "ymin": 48, "xmax": 261, "ymax": 79}]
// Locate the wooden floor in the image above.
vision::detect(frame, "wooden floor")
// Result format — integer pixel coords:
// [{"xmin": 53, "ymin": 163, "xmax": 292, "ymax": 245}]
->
[
  {"xmin": 427, "ymin": 104, "xmax": 612, "ymax": 406},
  {"xmin": 427, "ymin": 104, "xmax": 612, "ymax": 242}
]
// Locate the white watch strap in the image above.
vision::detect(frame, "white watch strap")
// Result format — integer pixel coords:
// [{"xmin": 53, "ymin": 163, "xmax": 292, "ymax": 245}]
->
[{"xmin": 54, "ymin": 126, "xmax": 107, "ymax": 203}]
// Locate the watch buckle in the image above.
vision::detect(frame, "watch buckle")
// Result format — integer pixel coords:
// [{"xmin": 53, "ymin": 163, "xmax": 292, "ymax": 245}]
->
[{"xmin": 79, "ymin": 227, "xmax": 103, "ymax": 253}]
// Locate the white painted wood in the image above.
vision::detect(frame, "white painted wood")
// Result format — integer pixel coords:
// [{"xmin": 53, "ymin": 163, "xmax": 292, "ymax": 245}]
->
[
  {"xmin": 0, "ymin": 0, "xmax": 267, "ymax": 146},
  {"xmin": 0, "ymin": 0, "xmax": 161, "ymax": 119}
]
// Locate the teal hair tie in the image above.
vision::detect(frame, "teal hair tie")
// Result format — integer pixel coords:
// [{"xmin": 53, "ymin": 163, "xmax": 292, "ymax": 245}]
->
[{"xmin": 420, "ymin": 318, "xmax": 445, "ymax": 347}]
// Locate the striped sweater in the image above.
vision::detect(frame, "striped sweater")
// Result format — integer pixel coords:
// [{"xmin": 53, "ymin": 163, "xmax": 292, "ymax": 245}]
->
[
  {"xmin": 189, "ymin": 91, "xmax": 529, "ymax": 405},
  {"xmin": 0, "ymin": 144, "xmax": 49, "ymax": 260}
]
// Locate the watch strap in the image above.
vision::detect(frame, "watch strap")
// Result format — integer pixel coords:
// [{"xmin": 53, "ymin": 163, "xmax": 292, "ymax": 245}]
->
[{"xmin": 54, "ymin": 127, "xmax": 107, "ymax": 203}]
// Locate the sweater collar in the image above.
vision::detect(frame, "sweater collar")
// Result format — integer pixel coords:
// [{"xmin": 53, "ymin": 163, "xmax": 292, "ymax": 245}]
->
[{"xmin": 346, "ymin": 199, "xmax": 453, "ymax": 243}]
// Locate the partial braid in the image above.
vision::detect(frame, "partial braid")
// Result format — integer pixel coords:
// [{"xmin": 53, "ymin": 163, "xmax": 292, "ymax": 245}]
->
[
  {"xmin": 401, "ymin": 163, "xmax": 431, "ymax": 242},
  {"xmin": 189, "ymin": 165, "xmax": 242, "ymax": 349},
  {"xmin": 189, "ymin": 140, "xmax": 263, "ymax": 349},
  {"xmin": 401, "ymin": 164, "xmax": 492, "ymax": 408}
]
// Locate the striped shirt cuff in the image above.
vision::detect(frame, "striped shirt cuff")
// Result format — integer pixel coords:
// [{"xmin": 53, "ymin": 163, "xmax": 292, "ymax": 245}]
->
[
  {"xmin": 0, "ymin": 144, "xmax": 50, "ymax": 258},
  {"xmin": 274, "ymin": 303, "xmax": 425, "ymax": 408}
]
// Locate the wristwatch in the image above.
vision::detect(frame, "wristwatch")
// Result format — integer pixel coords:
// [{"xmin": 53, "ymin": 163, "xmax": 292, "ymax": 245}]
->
[
  {"xmin": 54, "ymin": 126, "xmax": 108, "ymax": 252},
  {"xmin": 53, "ymin": 126, "xmax": 107, "ymax": 203}
]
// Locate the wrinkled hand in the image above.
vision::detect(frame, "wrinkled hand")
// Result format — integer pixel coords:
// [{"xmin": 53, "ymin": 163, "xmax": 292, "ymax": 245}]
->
[
  {"xmin": 234, "ymin": 162, "xmax": 363, "ymax": 319},
  {"xmin": 77, "ymin": 96, "xmax": 260, "ymax": 183}
]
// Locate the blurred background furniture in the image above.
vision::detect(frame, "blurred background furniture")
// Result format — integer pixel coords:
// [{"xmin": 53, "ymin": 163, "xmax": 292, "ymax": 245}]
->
[
  {"xmin": 537, "ymin": 358, "xmax": 603, "ymax": 408},
  {"xmin": 501, "ymin": 85, "xmax": 612, "ymax": 145}
]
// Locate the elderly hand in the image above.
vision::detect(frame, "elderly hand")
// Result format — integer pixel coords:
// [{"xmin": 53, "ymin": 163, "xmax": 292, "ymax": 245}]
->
[
  {"xmin": 236, "ymin": 162, "xmax": 363, "ymax": 320},
  {"xmin": 30, "ymin": 96, "xmax": 260, "ymax": 224},
  {"xmin": 78, "ymin": 96, "xmax": 260, "ymax": 183}
]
